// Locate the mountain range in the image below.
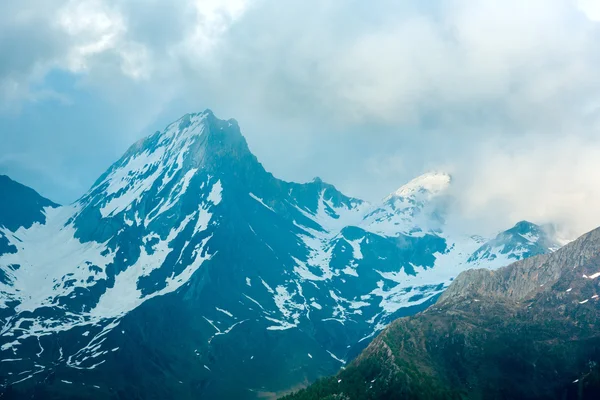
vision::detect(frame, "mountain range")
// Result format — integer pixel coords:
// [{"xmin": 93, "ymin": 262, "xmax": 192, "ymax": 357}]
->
[
  {"xmin": 284, "ymin": 225, "xmax": 600, "ymax": 399},
  {"xmin": 0, "ymin": 110, "xmax": 561, "ymax": 399}
]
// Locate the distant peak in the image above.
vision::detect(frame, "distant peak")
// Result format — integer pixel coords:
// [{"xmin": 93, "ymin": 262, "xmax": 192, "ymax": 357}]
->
[
  {"xmin": 512, "ymin": 220, "xmax": 539, "ymax": 232},
  {"xmin": 0, "ymin": 175, "xmax": 59, "ymax": 207},
  {"xmin": 387, "ymin": 172, "xmax": 451, "ymax": 200},
  {"xmin": 308, "ymin": 176, "xmax": 336, "ymax": 192},
  {"xmin": 308, "ymin": 177, "xmax": 345, "ymax": 194},
  {"xmin": 0, "ymin": 174, "xmax": 59, "ymax": 231}
]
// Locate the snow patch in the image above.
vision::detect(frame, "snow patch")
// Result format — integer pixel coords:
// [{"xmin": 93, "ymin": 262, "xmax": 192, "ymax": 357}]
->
[
  {"xmin": 249, "ymin": 193, "xmax": 275, "ymax": 212},
  {"xmin": 387, "ymin": 172, "xmax": 451, "ymax": 199},
  {"xmin": 216, "ymin": 307, "xmax": 233, "ymax": 318},
  {"xmin": 327, "ymin": 350, "xmax": 346, "ymax": 364},
  {"xmin": 346, "ymin": 238, "xmax": 364, "ymax": 260}
]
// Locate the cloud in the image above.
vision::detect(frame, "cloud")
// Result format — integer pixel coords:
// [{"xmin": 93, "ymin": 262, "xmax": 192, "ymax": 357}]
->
[
  {"xmin": 1, "ymin": 0, "xmax": 599, "ymax": 238},
  {"xmin": 0, "ymin": 0, "xmax": 249, "ymax": 107},
  {"xmin": 3, "ymin": 0, "xmax": 598, "ymax": 125},
  {"xmin": 446, "ymin": 133, "xmax": 600, "ymax": 238},
  {"xmin": 578, "ymin": 0, "xmax": 600, "ymax": 21}
]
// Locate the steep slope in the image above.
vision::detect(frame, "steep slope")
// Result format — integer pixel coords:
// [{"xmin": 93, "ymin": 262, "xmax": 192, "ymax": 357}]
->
[
  {"xmin": 0, "ymin": 111, "xmax": 559, "ymax": 399},
  {"xmin": 284, "ymin": 227, "xmax": 600, "ymax": 400}
]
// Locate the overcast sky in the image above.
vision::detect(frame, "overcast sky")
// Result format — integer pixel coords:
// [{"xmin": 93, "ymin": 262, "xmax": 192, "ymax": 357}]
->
[{"xmin": 1, "ymin": 0, "xmax": 600, "ymax": 238}]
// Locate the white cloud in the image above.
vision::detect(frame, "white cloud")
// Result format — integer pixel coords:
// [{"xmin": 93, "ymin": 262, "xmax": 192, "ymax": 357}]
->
[
  {"xmin": 184, "ymin": 0, "xmax": 250, "ymax": 55},
  {"xmin": 56, "ymin": 0, "xmax": 125, "ymax": 72},
  {"xmin": 445, "ymin": 133, "xmax": 600, "ymax": 238}
]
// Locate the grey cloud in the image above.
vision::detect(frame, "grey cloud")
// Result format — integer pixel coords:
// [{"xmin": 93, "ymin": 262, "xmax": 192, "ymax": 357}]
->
[{"xmin": 1, "ymin": 0, "xmax": 600, "ymax": 238}]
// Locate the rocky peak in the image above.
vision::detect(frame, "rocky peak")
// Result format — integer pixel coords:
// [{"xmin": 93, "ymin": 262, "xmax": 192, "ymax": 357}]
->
[{"xmin": 86, "ymin": 110, "xmax": 250, "ymax": 190}]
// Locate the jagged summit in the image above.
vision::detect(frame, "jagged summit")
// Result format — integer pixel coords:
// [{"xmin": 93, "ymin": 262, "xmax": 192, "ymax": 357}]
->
[
  {"xmin": 77, "ymin": 110, "xmax": 255, "ymax": 217},
  {"xmin": 101, "ymin": 109, "xmax": 247, "ymax": 170},
  {"xmin": 159, "ymin": 109, "xmax": 248, "ymax": 156},
  {"xmin": 385, "ymin": 171, "xmax": 451, "ymax": 201}
]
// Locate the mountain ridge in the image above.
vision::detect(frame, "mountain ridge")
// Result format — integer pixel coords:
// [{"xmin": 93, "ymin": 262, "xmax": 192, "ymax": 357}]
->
[
  {"xmin": 443, "ymin": 225, "xmax": 600, "ymax": 303},
  {"xmin": 283, "ymin": 225, "xmax": 600, "ymax": 400}
]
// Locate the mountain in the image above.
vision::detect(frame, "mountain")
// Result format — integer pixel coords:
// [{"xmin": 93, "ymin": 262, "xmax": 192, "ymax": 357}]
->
[
  {"xmin": 0, "ymin": 110, "xmax": 560, "ymax": 399},
  {"xmin": 467, "ymin": 220, "xmax": 562, "ymax": 264},
  {"xmin": 0, "ymin": 175, "xmax": 59, "ymax": 231},
  {"xmin": 0, "ymin": 175, "xmax": 59, "ymax": 277},
  {"xmin": 283, "ymin": 226, "xmax": 600, "ymax": 400}
]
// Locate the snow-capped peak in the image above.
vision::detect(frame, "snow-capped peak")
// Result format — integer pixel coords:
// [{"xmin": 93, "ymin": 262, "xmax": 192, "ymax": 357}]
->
[
  {"xmin": 386, "ymin": 172, "xmax": 451, "ymax": 200},
  {"xmin": 75, "ymin": 109, "xmax": 251, "ymax": 226}
]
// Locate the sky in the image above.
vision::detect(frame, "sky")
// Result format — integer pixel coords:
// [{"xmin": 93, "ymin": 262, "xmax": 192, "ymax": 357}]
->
[{"xmin": 1, "ymin": 0, "xmax": 600, "ymax": 239}]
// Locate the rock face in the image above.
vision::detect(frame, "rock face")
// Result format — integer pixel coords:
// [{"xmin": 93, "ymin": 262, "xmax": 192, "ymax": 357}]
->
[
  {"xmin": 284, "ymin": 227, "xmax": 600, "ymax": 400},
  {"xmin": 0, "ymin": 111, "xmax": 559, "ymax": 399}
]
